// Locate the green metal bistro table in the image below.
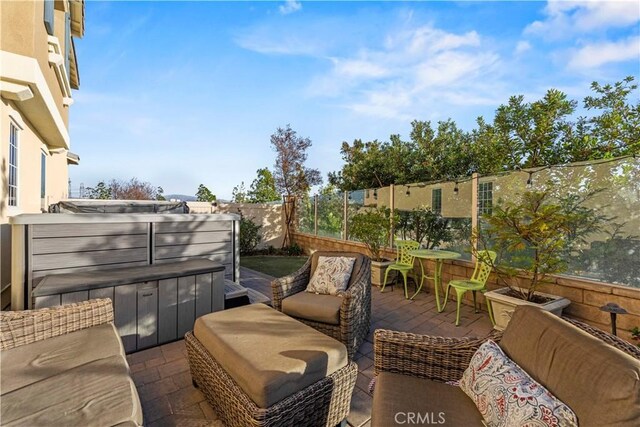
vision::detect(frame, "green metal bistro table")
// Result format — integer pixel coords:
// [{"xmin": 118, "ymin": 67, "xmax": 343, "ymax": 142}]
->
[{"xmin": 409, "ymin": 249, "xmax": 461, "ymax": 312}]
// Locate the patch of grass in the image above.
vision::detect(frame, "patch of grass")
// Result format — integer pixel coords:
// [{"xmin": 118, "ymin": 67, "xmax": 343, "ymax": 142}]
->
[{"xmin": 240, "ymin": 255, "xmax": 308, "ymax": 278}]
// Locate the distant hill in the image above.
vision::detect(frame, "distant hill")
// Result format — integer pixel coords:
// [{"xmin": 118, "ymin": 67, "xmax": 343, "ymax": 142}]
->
[{"xmin": 165, "ymin": 194, "xmax": 197, "ymax": 201}]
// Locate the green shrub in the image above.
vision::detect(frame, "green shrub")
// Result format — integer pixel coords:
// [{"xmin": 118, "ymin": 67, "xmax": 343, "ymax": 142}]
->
[
  {"xmin": 396, "ymin": 206, "xmax": 452, "ymax": 249},
  {"xmin": 285, "ymin": 243, "xmax": 304, "ymax": 256},
  {"xmin": 239, "ymin": 216, "xmax": 262, "ymax": 255},
  {"xmin": 349, "ymin": 207, "xmax": 396, "ymax": 261}
]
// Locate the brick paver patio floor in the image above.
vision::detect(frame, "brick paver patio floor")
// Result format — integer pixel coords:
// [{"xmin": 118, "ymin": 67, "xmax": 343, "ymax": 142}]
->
[{"xmin": 127, "ymin": 266, "xmax": 494, "ymax": 427}]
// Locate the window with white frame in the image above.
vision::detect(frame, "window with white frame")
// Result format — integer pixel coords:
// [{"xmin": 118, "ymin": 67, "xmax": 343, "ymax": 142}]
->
[{"xmin": 8, "ymin": 122, "xmax": 19, "ymax": 207}]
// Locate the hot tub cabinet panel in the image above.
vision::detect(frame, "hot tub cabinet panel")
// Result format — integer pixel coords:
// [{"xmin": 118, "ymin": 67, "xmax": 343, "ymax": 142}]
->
[{"xmin": 10, "ymin": 213, "xmax": 240, "ymax": 311}]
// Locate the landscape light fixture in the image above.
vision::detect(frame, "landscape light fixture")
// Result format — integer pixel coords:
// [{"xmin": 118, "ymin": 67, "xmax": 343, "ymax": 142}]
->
[
  {"xmin": 373, "ymin": 189, "xmax": 378, "ymax": 200},
  {"xmin": 600, "ymin": 303, "xmax": 628, "ymax": 336},
  {"xmin": 453, "ymin": 182, "xmax": 459, "ymax": 194},
  {"xmin": 405, "ymin": 186, "xmax": 411, "ymax": 196},
  {"xmin": 526, "ymin": 172, "xmax": 533, "ymax": 187}
]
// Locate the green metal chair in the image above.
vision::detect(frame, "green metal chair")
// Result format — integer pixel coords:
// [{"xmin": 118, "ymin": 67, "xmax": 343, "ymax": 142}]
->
[
  {"xmin": 382, "ymin": 240, "xmax": 420, "ymax": 299},
  {"xmin": 442, "ymin": 250, "xmax": 497, "ymax": 326}
]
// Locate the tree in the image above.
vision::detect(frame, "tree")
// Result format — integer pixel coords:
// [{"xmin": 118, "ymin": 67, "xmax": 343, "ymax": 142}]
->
[
  {"xmin": 86, "ymin": 178, "xmax": 161, "ymax": 200},
  {"xmin": 581, "ymin": 76, "xmax": 640, "ymax": 157},
  {"xmin": 85, "ymin": 181, "xmax": 112, "ymax": 199},
  {"xmin": 231, "ymin": 182, "xmax": 248, "ymax": 203},
  {"xmin": 271, "ymin": 125, "xmax": 322, "ymax": 197},
  {"xmin": 329, "ymin": 77, "xmax": 639, "ymax": 191},
  {"xmin": 490, "ymin": 89, "xmax": 577, "ymax": 168},
  {"xmin": 328, "ymin": 139, "xmax": 394, "ymax": 191},
  {"xmin": 329, "ymin": 120, "xmax": 475, "ymax": 191},
  {"xmin": 412, "ymin": 119, "xmax": 474, "ymax": 180},
  {"xmin": 247, "ymin": 168, "xmax": 280, "ymax": 203},
  {"xmin": 156, "ymin": 186, "xmax": 166, "ymax": 201},
  {"xmin": 196, "ymin": 184, "xmax": 216, "ymax": 202},
  {"xmin": 271, "ymin": 125, "xmax": 322, "ymax": 248},
  {"xmin": 109, "ymin": 178, "xmax": 162, "ymax": 200}
]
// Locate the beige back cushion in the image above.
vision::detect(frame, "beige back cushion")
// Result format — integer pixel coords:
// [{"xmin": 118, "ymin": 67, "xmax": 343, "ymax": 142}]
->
[
  {"xmin": 310, "ymin": 251, "xmax": 365, "ymax": 288},
  {"xmin": 499, "ymin": 305, "xmax": 640, "ymax": 426}
]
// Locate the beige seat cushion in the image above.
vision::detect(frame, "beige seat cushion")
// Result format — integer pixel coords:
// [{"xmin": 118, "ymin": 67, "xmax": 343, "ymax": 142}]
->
[
  {"xmin": 310, "ymin": 251, "xmax": 365, "ymax": 288},
  {"xmin": 1, "ymin": 322, "xmax": 125, "ymax": 394},
  {"xmin": 193, "ymin": 303, "xmax": 348, "ymax": 408},
  {"xmin": 282, "ymin": 292, "xmax": 343, "ymax": 325},
  {"xmin": 372, "ymin": 372, "xmax": 484, "ymax": 427},
  {"xmin": 500, "ymin": 305, "xmax": 640, "ymax": 426},
  {"xmin": 1, "ymin": 355, "xmax": 143, "ymax": 426}
]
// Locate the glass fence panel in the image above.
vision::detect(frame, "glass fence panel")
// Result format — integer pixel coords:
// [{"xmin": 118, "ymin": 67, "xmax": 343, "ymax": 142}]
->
[
  {"xmin": 317, "ymin": 191, "xmax": 343, "ymax": 239},
  {"xmin": 299, "ymin": 156, "xmax": 638, "ymax": 288},
  {"xmin": 346, "ymin": 190, "xmax": 365, "ymax": 242},
  {"xmin": 483, "ymin": 156, "xmax": 640, "ymax": 288},
  {"xmin": 441, "ymin": 180, "xmax": 473, "ymax": 260},
  {"xmin": 347, "ymin": 187, "xmax": 391, "ymax": 243},
  {"xmin": 296, "ymin": 196, "xmax": 314, "ymax": 234},
  {"xmin": 392, "ymin": 181, "xmax": 472, "ymax": 259}
]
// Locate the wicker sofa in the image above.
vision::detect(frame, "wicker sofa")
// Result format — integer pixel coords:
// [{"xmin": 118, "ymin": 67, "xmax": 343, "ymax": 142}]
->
[
  {"xmin": 372, "ymin": 305, "xmax": 640, "ymax": 427},
  {"xmin": 0, "ymin": 299, "xmax": 143, "ymax": 426},
  {"xmin": 272, "ymin": 251, "xmax": 371, "ymax": 359}
]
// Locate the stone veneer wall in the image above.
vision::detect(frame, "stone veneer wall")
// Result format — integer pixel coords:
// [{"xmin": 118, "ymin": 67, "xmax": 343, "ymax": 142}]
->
[{"xmin": 292, "ymin": 231, "xmax": 640, "ymax": 343}]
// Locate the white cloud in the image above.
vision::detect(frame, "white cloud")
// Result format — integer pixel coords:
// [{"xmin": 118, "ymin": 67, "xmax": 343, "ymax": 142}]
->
[
  {"xmin": 525, "ymin": 0, "xmax": 640, "ymax": 38},
  {"xmin": 568, "ymin": 36, "xmax": 640, "ymax": 69},
  {"xmin": 385, "ymin": 26, "xmax": 480, "ymax": 54},
  {"xmin": 310, "ymin": 24, "xmax": 502, "ymax": 119},
  {"xmin": 279, "ymin": 0, "xmax": 302, "ymax": 16},
  {"xmin": 234, "ymin": 22, "xmax": 329, "ymax": 56},
  {"xmin": 515, "ymin": 41, "xmax": 531, "ymax": 55},
  {"xmin": 331, "ymin": 58, "xmax": 390, "ymax": 79},
  {"xmin": 235, "ymin": 34, "xmax": 315, "ymax": 55}
]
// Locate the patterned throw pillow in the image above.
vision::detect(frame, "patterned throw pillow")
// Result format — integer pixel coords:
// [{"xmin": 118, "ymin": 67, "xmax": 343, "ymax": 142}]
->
[
  {"xmin": 460, "ymin": 340, "xmax": 578, "ymax": 427},
  {"xmin": 306, "ymin": 256, "xmax": 356, "ymax": 295}
]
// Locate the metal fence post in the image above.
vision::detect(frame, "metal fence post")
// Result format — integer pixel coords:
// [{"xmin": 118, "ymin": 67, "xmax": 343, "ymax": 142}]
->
[
  {"xmin": 471, "ymin": 172, "xmax": 479, "ymax": 262},
  {"xmin": 343, "ymin": 191, "xmax": 348, "ymax": 240},
  {"xmin": 313, "ymin": 195, "xmax": 318, "ymax": 236},
  {"xmin": 389, "ymin": 184, "xmax": 395, "ymax": 247}
]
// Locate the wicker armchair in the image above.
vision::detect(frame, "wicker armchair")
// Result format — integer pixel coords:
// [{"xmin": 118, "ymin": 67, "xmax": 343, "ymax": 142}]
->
[
  {"xmin": 372, "ymin": 310, "xmax": 640, "ymax": 427},
  {"xmin": 272, "ymin": 251, "xmax": 371, "ymax": 359},
  {"xmin": 374, "ymin": 316, "xmax": 640, "ymax": 383},
  {"xmin": 374, "ymin": 329, "xmax": 502, "ymax": 383}
]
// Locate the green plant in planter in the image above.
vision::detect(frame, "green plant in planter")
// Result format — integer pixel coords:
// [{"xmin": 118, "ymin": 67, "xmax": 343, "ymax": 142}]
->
[
  {"xmin": 477, "ymin": 189, "xmax": 604, "ymax": 302},
  {"xmin": 349, "ymin": 207, "xmax": 397, "ymax": 261},
  {"xmin": 396, "ymin": 206, "xmax": 453, "ymax": 249}
]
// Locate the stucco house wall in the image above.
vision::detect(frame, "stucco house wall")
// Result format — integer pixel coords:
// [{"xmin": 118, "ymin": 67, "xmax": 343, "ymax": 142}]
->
[{"xmin": 1, "ymin": 0, "xmax": 84, "ymax": 309}]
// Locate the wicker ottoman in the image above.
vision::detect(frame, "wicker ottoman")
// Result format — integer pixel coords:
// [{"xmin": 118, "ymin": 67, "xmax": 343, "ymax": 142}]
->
[{"xmin": 186, "ymin": 304, "xmax": 358, "ymax": 427}]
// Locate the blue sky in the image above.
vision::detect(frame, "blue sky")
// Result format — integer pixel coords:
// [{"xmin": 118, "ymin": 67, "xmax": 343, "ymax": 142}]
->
[{"xmin": 69, "ymin": 1, "xmax": 640, "ymax": 199}]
